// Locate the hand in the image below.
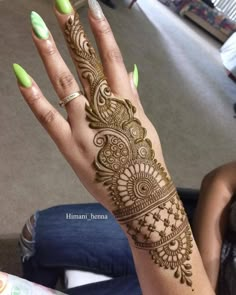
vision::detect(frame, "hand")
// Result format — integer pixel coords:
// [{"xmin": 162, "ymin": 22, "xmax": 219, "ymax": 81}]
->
[
  {"xmin": 13, "ymin": 1, "xmax": 207, "ymax": 292},
  {"xmin": 14, "ymin": 1, "xmax": 166, "ymax": 212}
]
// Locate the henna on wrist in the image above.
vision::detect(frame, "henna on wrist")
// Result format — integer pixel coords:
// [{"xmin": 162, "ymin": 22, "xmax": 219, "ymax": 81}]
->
[{"xmin": 65, "ymin": 13, "xmax": 193, "ymax": 288}]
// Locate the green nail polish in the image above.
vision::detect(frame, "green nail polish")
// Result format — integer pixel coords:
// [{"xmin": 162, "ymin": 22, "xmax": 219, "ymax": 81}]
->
[
  {"xmin": 55, "ymin": 0, "xmax": 73, "ymax": 14},
  {"xmin": 31, "ymin": 11, "xmax": 49, "ymax": 40},
  {"xmin": 133, "ymin": 64, "xmax": 139, "ymax": 88},
  {"xmin": 13, "ymin": 64, "xmax": 32, "ymax": 88}
]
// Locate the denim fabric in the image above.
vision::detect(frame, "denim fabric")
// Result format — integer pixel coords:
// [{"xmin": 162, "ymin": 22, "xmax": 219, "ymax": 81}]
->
[
  {"xmin": 22, "ymin": 188, "xmax": 199, "ymax": 294},
  {"xmin": 67, "ymin": 276, "xmax": 141, "ymax": 295}
]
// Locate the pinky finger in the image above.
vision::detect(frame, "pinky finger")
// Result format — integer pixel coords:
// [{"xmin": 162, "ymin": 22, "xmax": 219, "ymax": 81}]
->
[
  {"xmin": 128, "ymin": 66, "xmax": 143, "ymax": 111},
  {"xmin": 13, "ymin": 64, "xmax": 73, "ymax": 152}
]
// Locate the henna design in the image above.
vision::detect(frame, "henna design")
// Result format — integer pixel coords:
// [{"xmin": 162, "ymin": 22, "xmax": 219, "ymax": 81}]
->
[{"xmin": 65, "ymin": 13, "xmax": 193, "ymax": 287}]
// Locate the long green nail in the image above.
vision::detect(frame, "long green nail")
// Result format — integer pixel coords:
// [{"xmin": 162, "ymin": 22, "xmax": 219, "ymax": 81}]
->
[
  {"xmin": 133, "ymin": 64, "xmax": 139, "ymax": 88},
  {"xmin": 13, "ymin": 64, "xmax": 32, "ymax": 88},
  {"xmin": 55, "ymin": 0, "xmax": 73, "ymax": 14},
  {"xmin": 31, "ymin": 11, "xmax": 49, "ymax": 40}
]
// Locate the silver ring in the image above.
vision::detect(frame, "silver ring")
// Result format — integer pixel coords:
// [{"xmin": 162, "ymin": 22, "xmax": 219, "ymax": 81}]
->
[{"xmin": 59, "ymin": 91, "xmax": 83, "ymax": 107}]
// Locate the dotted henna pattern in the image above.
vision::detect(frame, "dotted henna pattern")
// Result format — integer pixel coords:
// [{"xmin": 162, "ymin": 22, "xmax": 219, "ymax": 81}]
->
[{"xmin": 65, "ymin": 13, "xmax": 193, "ymax": 287}]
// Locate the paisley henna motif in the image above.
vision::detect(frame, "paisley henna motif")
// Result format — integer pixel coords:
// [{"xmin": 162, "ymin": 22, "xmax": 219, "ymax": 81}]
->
[{"xmin": 65, "ymin": 13, "xmax": 193, "ymax": 287}]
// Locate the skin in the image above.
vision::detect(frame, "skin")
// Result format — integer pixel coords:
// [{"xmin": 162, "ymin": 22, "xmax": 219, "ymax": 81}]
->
[
  {"xmin": 15, "ymin": 1, "xmax": 215, "ymax": 294},
  {"xmin": 21, "ymin": 160, "xmax": 235, "ymax": 294},
  {"xmin": 194, "ymin": 161, "xmax": 236, "ymax": 292}
]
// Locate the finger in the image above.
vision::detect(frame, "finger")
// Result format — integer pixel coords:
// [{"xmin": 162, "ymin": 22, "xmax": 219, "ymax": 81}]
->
[
  {"xmin": 53, "ymin": 0, "xmax": 102, "ymax": 101},
  {"xmin": 13, "ymin": 64, "xmax": 75, "ymax": 155},
  {"xmin": 128, "ymin": 71, "xmax": 144, "ymax": 113},
  {"xmin": 31, "ymin": 11, "xmax": 86, "ymax": 119},
  {"xmin": 128, "ymin": 72, "xmax": 139, "ymax": 100},
  {"xmin": 88, "ymin": 0, "xmax": 133, "ymax": 98},
  {"xmin": 128, "ymin": 64, "xmax": 144, "ymax": 112},
  {"xmin": 53, "ymin": 0, "xmax": 133, "ymax": 102}
]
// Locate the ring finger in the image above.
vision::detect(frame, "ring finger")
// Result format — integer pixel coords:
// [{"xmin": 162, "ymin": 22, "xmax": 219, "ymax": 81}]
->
[{"xmin": 31, "ymin": 11, "xmax": 86, "ymax": 119}]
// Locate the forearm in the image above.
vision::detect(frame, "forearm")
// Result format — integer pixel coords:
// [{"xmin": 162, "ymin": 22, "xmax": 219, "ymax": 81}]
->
[
  {"xmin": 129, "ymin": 240, "xmax": 214, "ymax": 295},
  {"xmin": 80, "ymin": 52, "xmax": 214, "ymax": 292},
  {"xmin": 15, "ymin": 2, "xmax": 215, "ymax": 294},
  {"xmin": 115, "ymin": 177, "xmax": 215, "ymax": 295},
  {"xmin": 83, "ymin": 54, "xmax": 214, "ymax": 293}
]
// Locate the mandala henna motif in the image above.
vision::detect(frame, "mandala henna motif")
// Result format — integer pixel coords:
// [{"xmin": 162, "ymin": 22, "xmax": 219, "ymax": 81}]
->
[{"xmin": 65, "ymin": 13, "xmax": 193, "ymax": 288}]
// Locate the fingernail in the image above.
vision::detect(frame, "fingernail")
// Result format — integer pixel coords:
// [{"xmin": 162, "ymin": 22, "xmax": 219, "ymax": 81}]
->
[
  {"xmin": 133, "ymin": 64, "xmax": 139, "ymax": 88},
  {"xmin": 31, "ymin": 11, "xmax": 49, "ymax": 40},
  {"xmin": 88, "ymin": 0, "xmax": 104, "ymax": 20},
  {"xmin": 13, "ymin": 64, "xmax": 32, "ymax": 88},
  {"xmin": 55, "ymin": 0, "xmax": 73, "ymax": 14}
]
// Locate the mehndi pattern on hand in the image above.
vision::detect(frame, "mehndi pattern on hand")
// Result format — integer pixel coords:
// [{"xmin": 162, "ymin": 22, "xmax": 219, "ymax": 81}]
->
[{"xmin": 65, "ymin": 12, "xmax": 193, "ymax": 288}]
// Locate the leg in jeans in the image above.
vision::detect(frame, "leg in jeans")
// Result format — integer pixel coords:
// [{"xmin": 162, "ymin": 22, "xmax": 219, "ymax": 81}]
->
[
  {"xmin": 20, "ymin": 190, "xmax": 199, "ymax": 294},
  {"xmin": 20, "ymin": 203, "xmax": 137, "ymax": 292}
]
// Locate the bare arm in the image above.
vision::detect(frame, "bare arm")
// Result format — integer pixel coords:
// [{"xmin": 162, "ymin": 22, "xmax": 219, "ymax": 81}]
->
[
  {"xmin": 13, "ymin": 1, "xmax": 214, "ymax": 294},
  {"xmin": 193, "ymin": 162, "xmax": 236, "ymax": 291}
]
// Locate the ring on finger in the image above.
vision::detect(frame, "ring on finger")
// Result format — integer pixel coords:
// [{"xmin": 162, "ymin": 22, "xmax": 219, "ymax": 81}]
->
[
  {"xmin": 59, "ymin": 91, "xmax": 84, "ymax": 108},
  {"xmin": 59, "ymin": 91, "xmax": 83, "ymax": 108}
]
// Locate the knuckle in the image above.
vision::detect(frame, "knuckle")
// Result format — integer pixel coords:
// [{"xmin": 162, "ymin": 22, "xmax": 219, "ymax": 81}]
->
[
  {"xmin": 73, "ymin": 131, "xmax": 93, "ymax": 155},
  {"xmin": 56, "ymin": 73, "xmax": 75, "ymax": 90},
  {"xmin": 104, "ymin": 49, "xmax": 123, "ymax": 64},
  {"xmin": 97, "ymin": 21, "xmax": 112, "ymax": 36},
  {"xmin": 78, "ymin": 141, "xmax": 89, "ymax": 155},
  {"xmin": 43, "ymin": 43, "xmax": 57, "ymax": 57},
  {"xmin": 40, "ymin": 109, "xmax": 57, "ymax": 125},
  {"xmin": 28, "ymin": 92, "xmax": 41, "ymax": 106}
]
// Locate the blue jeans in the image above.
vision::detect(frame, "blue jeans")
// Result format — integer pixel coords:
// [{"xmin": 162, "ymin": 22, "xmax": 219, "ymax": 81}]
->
[{"xmin": 21, "ymin": 188, "xmax": 199, "ymax": 295}]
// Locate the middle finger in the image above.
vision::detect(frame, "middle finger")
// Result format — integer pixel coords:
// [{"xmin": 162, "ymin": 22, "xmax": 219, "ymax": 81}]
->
[{"xmin": 54, "ymin": 0, "xmax": 133, "ymax": 101}]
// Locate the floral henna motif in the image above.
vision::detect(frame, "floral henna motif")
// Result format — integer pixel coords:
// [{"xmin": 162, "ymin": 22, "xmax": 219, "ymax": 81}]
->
[{"xmin": 65, "ymin": 13, "xmax": 193, "ymax": 287}]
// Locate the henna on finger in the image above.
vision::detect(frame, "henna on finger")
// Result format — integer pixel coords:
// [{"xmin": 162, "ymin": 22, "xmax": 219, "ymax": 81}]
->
[
  {"xmin": 65, "ymin": 13, "xmax": 111, "ymax": 101},
  {"xmin": 64, "ymin": 11, "xmax": 194, "ymax": 289}
]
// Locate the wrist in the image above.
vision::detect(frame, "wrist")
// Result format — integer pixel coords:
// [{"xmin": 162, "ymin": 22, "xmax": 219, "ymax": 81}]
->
[{"xmin": 113, "ymin": 180, "xmax": 194, "ymax": 287}]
